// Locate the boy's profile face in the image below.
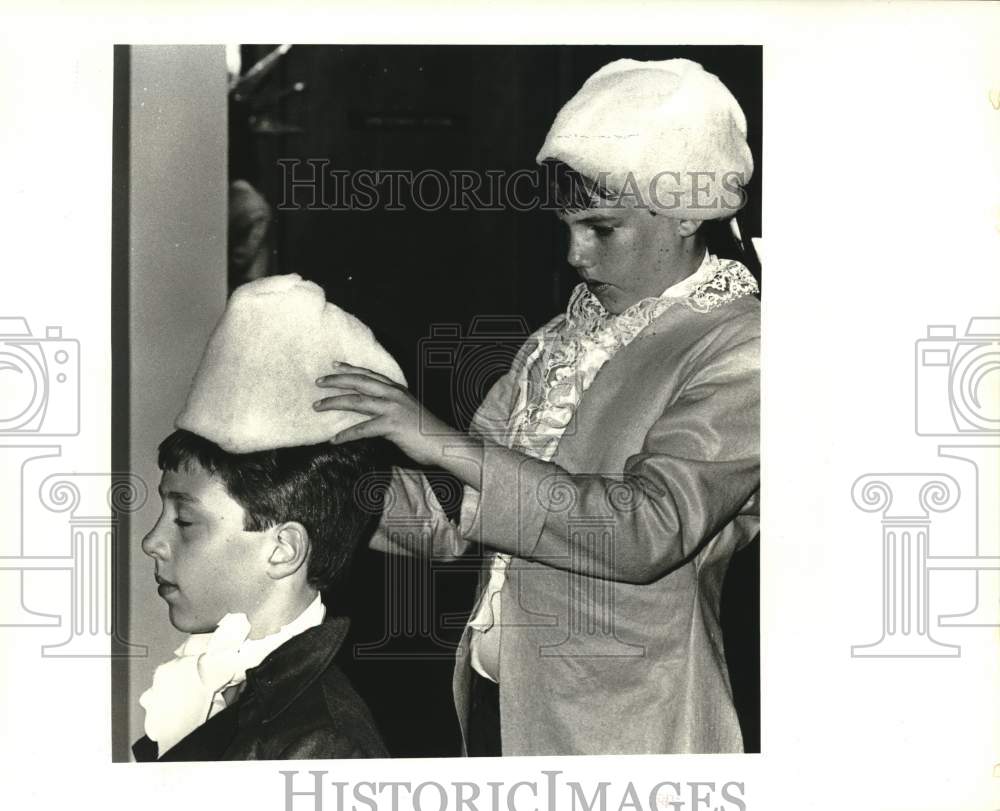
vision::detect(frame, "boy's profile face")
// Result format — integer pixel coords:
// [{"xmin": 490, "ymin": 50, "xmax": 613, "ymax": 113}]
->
[{"xmin": 141, "ymin": 460, "xmax": 272, "ymax": 634}]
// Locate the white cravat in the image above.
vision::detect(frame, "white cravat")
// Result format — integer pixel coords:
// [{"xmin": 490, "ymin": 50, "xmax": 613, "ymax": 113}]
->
[{"xmin": 139, "ymin": 593, "xmax": 325, "ymax": 755}]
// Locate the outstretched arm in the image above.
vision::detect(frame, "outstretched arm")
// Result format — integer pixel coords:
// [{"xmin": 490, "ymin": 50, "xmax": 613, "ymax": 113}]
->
[{"xmin": 317, "ymin": 330, "xmax": 758, "ymax": 583}]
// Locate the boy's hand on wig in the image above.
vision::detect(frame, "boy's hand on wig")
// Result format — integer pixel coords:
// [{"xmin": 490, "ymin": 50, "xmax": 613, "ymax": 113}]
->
[{"xmin": 314, "ymin": 362, "xmax": 460, "ymax": 467}]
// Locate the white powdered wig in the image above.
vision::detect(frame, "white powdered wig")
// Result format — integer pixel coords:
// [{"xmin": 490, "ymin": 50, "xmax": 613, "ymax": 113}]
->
[
  {"xmin": 176, "ymin": 274, "xmax": 405, "ymax": 453},
  {"xmin": 537, "ymin": 58, "xmax": 753, "ymax": 220}
]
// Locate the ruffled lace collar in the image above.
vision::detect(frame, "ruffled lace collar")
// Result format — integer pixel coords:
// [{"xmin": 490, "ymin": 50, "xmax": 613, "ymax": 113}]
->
[{"xmin": 565, "ymin": 253, "xmax": 758, "ymax": 330}]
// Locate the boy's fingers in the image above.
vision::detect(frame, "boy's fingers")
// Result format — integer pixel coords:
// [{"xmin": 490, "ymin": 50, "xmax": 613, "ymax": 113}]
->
[
  {"xmin": 331, "ymin": 416, "xmax": 387, "ymax": 444},
  {"xmin": 315, "ymin": 373, "xmax": 397, "ymax": 398},
  {"xmin": 313, "ymin": 393, "xmax": 384, "ymax": 414},
  {"xmin": 327, "ymin": 362, "xmax": 396, "ymax": 385}
]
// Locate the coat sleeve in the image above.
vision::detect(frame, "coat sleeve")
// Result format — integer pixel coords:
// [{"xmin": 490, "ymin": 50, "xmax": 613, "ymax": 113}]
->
[
  {"xmin": 366, "ymin": 465, "xmax": 468, "ymax": 560},
  {"xmin": 461, "ymin": 323, "xmax": 760, "ymax": 585}
]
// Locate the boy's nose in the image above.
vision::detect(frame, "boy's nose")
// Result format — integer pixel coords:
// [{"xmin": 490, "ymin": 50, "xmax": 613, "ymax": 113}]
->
[
  {"xmin": 140, "ymin": 525, "xmax": 168, "ymax": 560},
  {"xmin": 567, "ymin": 234, "xmax": 593, "ymax": 270}
]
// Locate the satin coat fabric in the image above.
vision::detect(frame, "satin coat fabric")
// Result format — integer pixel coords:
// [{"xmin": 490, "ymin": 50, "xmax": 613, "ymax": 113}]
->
[{"xmin": 373, "ymin": 291, "xmax": 760, "ymax": 755}]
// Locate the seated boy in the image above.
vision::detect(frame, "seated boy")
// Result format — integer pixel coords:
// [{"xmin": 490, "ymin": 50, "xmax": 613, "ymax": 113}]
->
[{"xmin": 133, "ymin": 274, "xmax": 405, "ymax": 761}]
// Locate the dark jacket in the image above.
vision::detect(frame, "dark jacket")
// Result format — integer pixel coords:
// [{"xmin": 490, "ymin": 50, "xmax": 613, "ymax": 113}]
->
[{"xmin": 132, "ymin": 616, "xmax": 388, "ymax": 761}]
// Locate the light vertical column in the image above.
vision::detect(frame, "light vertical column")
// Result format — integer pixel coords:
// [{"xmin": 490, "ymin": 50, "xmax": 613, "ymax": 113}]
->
[
  {"xmin": 852, "ymin": 474, "xmax": 960, "ymax": 657},
  {"xmin": 39, "ymin": 473, "xmax": 148, "ymax": 657}
]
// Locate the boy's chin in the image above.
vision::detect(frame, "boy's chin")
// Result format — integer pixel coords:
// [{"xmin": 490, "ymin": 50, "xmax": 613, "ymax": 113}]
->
[{"xmin": 167, "ymin": 606, "xmax": 225, "ymax": 635}]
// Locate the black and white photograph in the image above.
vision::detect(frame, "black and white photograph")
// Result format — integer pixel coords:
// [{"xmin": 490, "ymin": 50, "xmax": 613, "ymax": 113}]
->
[
  {"xmin": 2, "ymin": 4, "xmax": 999, "ymax": 811},
  {"xmin": 118, "ymin": 43, "xmax": 762, "ymax": 762}
]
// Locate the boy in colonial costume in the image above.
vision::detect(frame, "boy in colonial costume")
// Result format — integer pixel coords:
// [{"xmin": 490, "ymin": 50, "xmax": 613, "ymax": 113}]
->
[
  {"xmin": 316, "ymin": 58, "xmax": 761, "ymax": 755},
  {"xmin": 134, "ymin": 275, "xmax": 397, "ymax": 761}
]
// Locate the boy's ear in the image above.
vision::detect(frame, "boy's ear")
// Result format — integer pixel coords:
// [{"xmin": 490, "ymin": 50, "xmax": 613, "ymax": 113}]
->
[
  {"xmin": 676, "ymin": 217, "xmax": 703, "ymax": 238},
  {"xmin": 266, "ymin": 522, "xmax": 310, "ymax": 580}
]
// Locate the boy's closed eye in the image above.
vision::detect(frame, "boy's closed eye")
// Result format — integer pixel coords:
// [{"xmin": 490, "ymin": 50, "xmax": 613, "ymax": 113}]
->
[{"xmin": 170, "ymin": 504, "xmax": 200, "ymax": 529}]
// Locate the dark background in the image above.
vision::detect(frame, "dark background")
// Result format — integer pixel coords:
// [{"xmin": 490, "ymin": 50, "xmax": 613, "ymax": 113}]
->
[{"xmin": 230, "ymin": 44, "xmax": 761, "ymax": 756}]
